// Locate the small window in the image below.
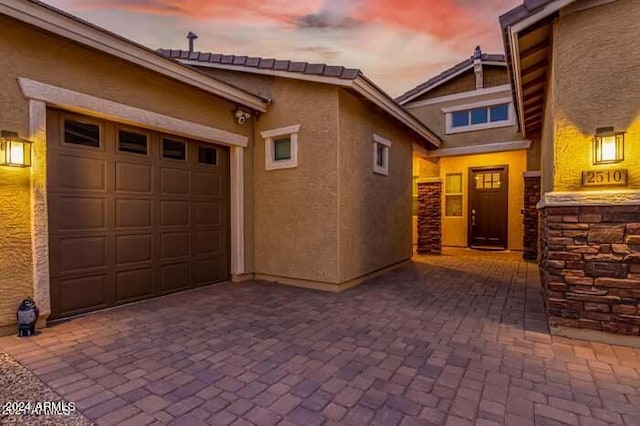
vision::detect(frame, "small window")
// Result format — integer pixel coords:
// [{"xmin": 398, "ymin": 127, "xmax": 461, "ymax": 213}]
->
[
  {"xmin": 273, "ymin": 137, "xmax": 292, "ymax": 161},
  {"xmin": 198, "ymin": 145, "xmax": 218, "ymax": 165},
  {"xmin": 64, "ymin": 119, "xmax": 100, "ymax": 148},
  {"xmin": 373, "ymin": 134, "xmax": 391, "ymax": 176},
  {"xmin": 490, "ymin": 104, "xmax": 509, "ymax": 122},
  {"xmin": 163, "ymin": 138, "xmax": 186, "ymax": 161},
  {"xmin": 445, "ymin": 100, "xmax": 513, "ymax": 134},
  {"xmin": 260, "ymin": 124, "xmax": 300, "ymax": 171},
  {"xmin": 445, "ymin": 173, "xmax": 463, "ymax": 217},
  {"xmin": 118, "ymin": 130, "xmax": 147, "ymax": 155}
]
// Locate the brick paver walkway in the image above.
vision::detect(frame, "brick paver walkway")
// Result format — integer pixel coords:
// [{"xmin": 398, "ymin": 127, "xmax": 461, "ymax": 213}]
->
[{"xmin": 2, "ymin": 249, "xmax": 640, "ymax": 425}]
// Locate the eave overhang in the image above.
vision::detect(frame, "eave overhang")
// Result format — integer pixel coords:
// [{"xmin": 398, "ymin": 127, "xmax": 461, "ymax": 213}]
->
[{"xmin": 500, "ymin": 0, "xmax": 578, "ymax": 138}]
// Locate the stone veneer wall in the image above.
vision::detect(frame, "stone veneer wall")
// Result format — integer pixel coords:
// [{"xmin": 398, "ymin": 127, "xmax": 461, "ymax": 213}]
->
[
  {"xmin": 523, "ymin": 175, "xmax": 541, "ymax": 260},
  {"xmin": 417, "ymin": 181, "xmax": 442, "ymax": 255},
  {"xmin": 540, "ymin": 205, "xmax": 640, "ymax": 336}
]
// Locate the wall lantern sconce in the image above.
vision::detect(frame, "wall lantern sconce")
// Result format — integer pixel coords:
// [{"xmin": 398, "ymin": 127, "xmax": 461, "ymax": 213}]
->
[
  {"xmin": 0, "ymin": 130, "xmax": 32, "ymax": 167},
  {"xmin": 593, "ymin": 127, "xmax": 625, "ymax": 164}
]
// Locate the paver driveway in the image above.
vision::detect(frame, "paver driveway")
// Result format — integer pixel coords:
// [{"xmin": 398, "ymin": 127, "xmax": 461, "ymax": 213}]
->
[{"xmin": 2, "ymin": 249, "xmax": 640, "ymax": 426}]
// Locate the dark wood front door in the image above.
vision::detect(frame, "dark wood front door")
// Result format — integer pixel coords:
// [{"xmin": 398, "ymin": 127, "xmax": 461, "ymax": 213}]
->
[{"xmin": 468, "ymin": 166, "xmax": 508, "ymax": 249}]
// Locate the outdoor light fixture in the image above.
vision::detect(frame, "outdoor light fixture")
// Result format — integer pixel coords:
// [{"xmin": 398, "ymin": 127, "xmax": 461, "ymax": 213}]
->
[
  {"xmin": 0, "ymin": 130, "xmax": 32, "ymax": 167},
  {"xmin": 593, "ymin": 127, "xmax": 624, "ymax": 164}
]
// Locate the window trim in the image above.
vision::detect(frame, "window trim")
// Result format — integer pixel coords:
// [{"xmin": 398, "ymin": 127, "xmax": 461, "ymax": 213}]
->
[
  {"xmin": 444, "ymin": 172, "xmax": 464, "ymax": 218},
  {"xmin": 260, "ymin": 124, "xmax": 300, "ymax": 170},
  {"xmin": 443, "ymin": 98, "xmax": 515, "ymax": 134},
  {"xmin": 373, "ymin": 134, "xmax": 391, "ymax": 176}
]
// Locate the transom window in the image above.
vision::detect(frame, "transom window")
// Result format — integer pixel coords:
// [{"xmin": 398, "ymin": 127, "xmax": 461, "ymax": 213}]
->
[
  {"xmin": 444, "ymin": 98, "xmax": 514, "ymax": 134},
  {"xmin": 260, "ymin": 124, "xmax": 300, "ymax": 171},
  {"xmin": 445, "ymin": 173, "xmax": 463, "ymax": 217}
]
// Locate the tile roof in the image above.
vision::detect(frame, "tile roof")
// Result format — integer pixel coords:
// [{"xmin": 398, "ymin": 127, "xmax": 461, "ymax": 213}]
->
[
  {"xmin": 395, "ymin": 52, "xmax": 506, "ymax": 105},
  {"xmin": 156, "ymin": 49, "xmax": 362, "ymax": 80}
]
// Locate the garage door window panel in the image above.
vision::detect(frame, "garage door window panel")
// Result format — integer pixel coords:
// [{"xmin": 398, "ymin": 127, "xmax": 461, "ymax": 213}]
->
[
  {"xmin": 118, "ymin": 129, "xmax": 148, "ymax": 155},
  {"xmin": 63, "ymin": 119, "xmax": 101, "ymax": 149},
  {"xmin": 163, "ymin": 138, "xmax": 186, "ymax": 161},
  {"xmin": 198, "ymin": 145, "xmax": 218, "ymax": 166},
  {"xmin": 48, "ymin": 109, "xmax": 230, "ymax": 320}
]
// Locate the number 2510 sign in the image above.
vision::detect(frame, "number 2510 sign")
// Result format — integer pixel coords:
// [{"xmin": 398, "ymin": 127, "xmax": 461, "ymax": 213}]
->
[{"xmin": 581, "ymin": 169, "xmax": 628, "ymax": 187}]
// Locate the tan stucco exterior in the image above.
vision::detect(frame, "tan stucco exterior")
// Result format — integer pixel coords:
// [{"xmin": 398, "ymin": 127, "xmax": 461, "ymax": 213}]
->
[
  {"xmin": 338, "ymin": 90, "xmax": 416, "ymax": 283},
  {"xmin": 0, "ymin": 167, "xmax": 33, "ymax": 334},
  {"xmin": 408, "ymin": 58, "xmax": 529, "ymax": 251},
  {"xmin": 198, "ymin": 67, "xmax": 424, "ymax": 287},
  {"xmin": 407, "ymin": 89, "xmax": 521, "ymax": 148},
  {"xmin": 0, "ymin": 16, "xmax": 252, "ymax": 333},
  {"xmin": 1, "ymin": 10, "xmax": 429, "ymax": 333},
  {"xmin": 253, "ymin": 79, "xmax": 341, "ymax": 284},
  {"xmin": 542, "ymin": 0, "xmax": 640, "ymax": 192}
]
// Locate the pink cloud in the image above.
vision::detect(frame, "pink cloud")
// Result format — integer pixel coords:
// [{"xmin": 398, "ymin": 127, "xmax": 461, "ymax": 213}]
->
[
  {"xmin": 64, "ymin": 0, "xmax": 519, "ymax": 48},
  {"xmin": 70, "ymin": 0, "xmax": 317, "ymax": 22}
]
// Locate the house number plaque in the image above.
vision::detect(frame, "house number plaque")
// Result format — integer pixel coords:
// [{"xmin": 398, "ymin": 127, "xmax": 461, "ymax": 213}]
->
[{"xmin": 581, "ymin": 169, "xmax": 628, "ymax": 187}]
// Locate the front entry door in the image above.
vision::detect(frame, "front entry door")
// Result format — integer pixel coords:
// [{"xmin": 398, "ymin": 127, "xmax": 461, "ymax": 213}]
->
[{"xmin": 468, "ymin": 166, "xmax": 508, "ymax": 249}]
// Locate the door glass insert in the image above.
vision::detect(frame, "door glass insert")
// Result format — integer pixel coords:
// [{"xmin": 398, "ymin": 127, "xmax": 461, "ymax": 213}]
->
[{"xmin": 476, "ymin": 172, "xmax": 501, "ymax": 190}]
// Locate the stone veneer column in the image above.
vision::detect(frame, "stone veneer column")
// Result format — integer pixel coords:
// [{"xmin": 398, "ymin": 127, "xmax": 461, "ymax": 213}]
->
[
  {"xmin": 539, "ymin": 203, "xmax": 640, "ymax": 341},
  {"xmin": 523, "ymin": 172, "xmax": 541, "ymax": 260},
  {"xmin": 417, "ymin": 179, "xmax": 442, "ymax": 255}
]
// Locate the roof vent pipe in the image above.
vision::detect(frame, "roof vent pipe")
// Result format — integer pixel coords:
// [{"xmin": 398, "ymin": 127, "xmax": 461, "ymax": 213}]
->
[{"xmin": 187, "ymin": 32, "xmax": 198, "ymax": 53}]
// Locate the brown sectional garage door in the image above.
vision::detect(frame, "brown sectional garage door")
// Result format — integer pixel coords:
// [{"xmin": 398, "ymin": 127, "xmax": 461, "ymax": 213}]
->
[{"xmin": 47, "ymin": 109, "xmax": 229, "ymax": 319}]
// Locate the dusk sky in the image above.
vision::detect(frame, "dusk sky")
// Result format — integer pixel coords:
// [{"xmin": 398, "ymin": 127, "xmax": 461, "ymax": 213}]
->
[{"xmin": 47, "ymin": 0, "xmax": 520, "ymax": 96}]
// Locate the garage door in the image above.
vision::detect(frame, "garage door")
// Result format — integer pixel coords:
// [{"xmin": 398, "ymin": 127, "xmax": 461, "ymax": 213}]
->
[{"xmin": 47, "ymin": 109, "xmax": 229, "ymax": 319}]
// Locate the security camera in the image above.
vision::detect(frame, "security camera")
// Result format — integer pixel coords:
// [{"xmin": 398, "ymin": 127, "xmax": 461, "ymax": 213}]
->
[{"xmin": 234, "ymin": 109, "xmax": 252, "ymax": 125}]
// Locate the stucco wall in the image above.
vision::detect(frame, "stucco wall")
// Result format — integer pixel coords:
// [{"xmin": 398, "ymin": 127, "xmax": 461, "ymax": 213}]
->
[
  {"xmin": 550, "ymin": 0, "xmax": 640, "ymax": 192},
  {"xmin": 0, "ymin": 168, "xmax": 33, "ymax": 332},
  {"xmin": 407, "ymin": 90, "xmax": 521, "ymax": 148},
  {"xmin": 439, "ymin": 150, "xmax": 526, "ymax": 250},
  {"xmin": 338, "ymin": 90, "xmax": 415, "ymax": 282},
  {"xmin": 252, "ymin": 79, "xmax": 340, "ymax": 283},
  {"xmin": 0, "ymin": 16, "xmax": 252, "ymax": 332}
]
